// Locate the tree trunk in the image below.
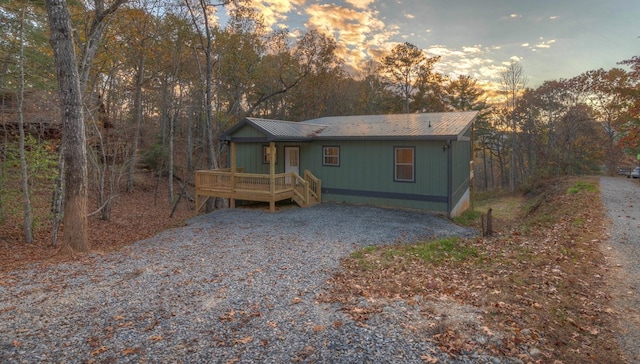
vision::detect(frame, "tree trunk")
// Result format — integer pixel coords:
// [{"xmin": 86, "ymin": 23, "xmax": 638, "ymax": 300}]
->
[
  {"xmin": 126, "ymin": 56, "xmax": 145, "ymax": 192},
  {"xmin": 168, "ymin": 101, "xmax": 175, "ymax": 203},
  {"xmin": 51, "ymin": 149, "xmax": 64, "ymax": 247},
  {"xmin": 0, "ymin": 119, "xmax": 5, "ymax": 224},
  {"xmin": 77, "ymin": 0, "xmax": 127, "ymax": 92},
  {"xmin": 18, "ymin": 4, "xmax": 33, "ymax": 243},
  {"xmin": 482, "ymin": 143, "xmax": 488, "ymax": 190},
  {"xmin": 510, "ymin": 120, "xmax": 516, "ymax": 192},
  {"xmin": 187, "ymin": 107, "xmax": 194, "ymax": 174},
  {"xmin": 489, "ymin": 146, "xmax": 494, "ymax": 189},
  {"xmin": 46, "ymin": 0, "xmax": 89, "ymax": 252}
]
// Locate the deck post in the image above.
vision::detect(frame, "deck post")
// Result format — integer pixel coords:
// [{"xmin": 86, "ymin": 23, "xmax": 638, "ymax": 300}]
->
[
  {"xmin": 230, "ymin": 142, "xmax": 236, "ymax": 209},
  {"xmin": 269, "ymin": 142, "xmax": 276, "ymax": 212}
]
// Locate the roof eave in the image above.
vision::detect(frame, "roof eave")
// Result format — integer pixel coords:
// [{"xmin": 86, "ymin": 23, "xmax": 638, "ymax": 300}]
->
[
  {"xmin": 223, "ymin": 136, "xmax": 314, "ymax": 143},
  {"xmin": 219, "ymin": 117, "xmax": 253, "ymax": 141}
]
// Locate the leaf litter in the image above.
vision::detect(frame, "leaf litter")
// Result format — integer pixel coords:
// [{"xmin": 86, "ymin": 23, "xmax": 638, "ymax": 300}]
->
[
  {"xmin": 0, "ymin": 173, "xmax": 632, "ymax": 363},
  {"xmin": 318, "ymin": 177, "xmax": 627, "ymax": 363}
]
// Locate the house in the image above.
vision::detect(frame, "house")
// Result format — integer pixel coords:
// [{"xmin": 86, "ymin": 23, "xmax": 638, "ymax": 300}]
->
[{"xmin": 195, "ymin": 111, "xmax": 477, "ymax": 217}]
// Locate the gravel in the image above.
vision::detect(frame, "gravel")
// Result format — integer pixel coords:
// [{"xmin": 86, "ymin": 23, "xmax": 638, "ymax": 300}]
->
[
  {"xmin": 599, "ymin": 176, "xmax": 640, "ymax": 363},
  {"xmin": 0, "ymin": 203, "xmax": 523, "ymax": 363}
]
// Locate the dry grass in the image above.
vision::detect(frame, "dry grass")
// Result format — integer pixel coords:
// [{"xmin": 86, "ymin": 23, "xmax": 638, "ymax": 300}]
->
[{"xmin": 320, "ymin": 176, "xmax": 625, "ymax": 363}]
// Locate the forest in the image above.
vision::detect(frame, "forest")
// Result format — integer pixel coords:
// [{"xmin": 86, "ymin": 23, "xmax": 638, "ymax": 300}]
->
[{"xmin": 1, "ymin": 0, "xmax": 640, "ymax": 253}]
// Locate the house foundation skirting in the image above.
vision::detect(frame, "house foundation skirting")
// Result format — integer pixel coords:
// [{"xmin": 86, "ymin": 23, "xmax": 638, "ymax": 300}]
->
[{"xmin": 322, "ymin": 187, "xmax": 448, "ymax": 203}]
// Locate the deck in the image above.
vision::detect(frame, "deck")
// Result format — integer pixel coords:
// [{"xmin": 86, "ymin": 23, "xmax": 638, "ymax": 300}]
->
[{"xmin": 195, "ymin": 168, "xmax": 321, "ymax": 213}]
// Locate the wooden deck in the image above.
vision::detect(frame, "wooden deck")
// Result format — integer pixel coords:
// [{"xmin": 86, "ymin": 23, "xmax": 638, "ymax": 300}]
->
[{"xmin": 195, "ymin": 168, "xmax": 321, "ymax": 213}]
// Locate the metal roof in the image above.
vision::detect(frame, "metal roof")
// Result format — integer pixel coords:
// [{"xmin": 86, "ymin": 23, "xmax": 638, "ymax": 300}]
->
[
  {"xmin": 305, "ymin": 112, "xmax": 477, "ymax": 140},
  {"xmin": 223, "ymin": 117, "xmax": 327, "ymax": 141},
  {"xmin": 224, "ymin": 112, "xmax": 477, "ymax": 141}
]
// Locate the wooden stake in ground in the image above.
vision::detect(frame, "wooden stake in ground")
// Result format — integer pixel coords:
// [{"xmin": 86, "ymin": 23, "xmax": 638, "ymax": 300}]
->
[{"xmin": 482, "ymin": 208, "xmax": 493, "ymax": 237}]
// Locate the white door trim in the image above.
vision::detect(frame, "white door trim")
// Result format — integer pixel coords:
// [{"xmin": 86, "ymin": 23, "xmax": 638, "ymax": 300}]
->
[{"xmin": 284, "ymin": 147, "xmax": 300, "ymax": 183}]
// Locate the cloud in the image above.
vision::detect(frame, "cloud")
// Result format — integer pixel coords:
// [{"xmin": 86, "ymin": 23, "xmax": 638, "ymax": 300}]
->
[
  {"xmin": 345, "ymin": 0, "xmax": 375, "ymax": 9},
  {"xmin": 519, "ymin": 38, "xmax": 556, "ymax": 52},
  {"xmin": 504, "ymin": 13, "xmax": 522, "ymax": 19},
  {"xmin": 462, "ymin": 46, "xmax": 482, "ymax": 53},
  {"xmin": 421, "ymin": 44, "xmax": 510, "ymax": 85},
  {"xmin": 549, "ymin": 16, "xmax": 559, "ymax": 20},
  {"xmin": 535, "ymin": 39, "xmax": 556, "ymax": 49},
  {"xmin": 245, "ymin": 0, "xmax": 305, "ymax": 27},
  {"xmin": 405, "ymin": 13, "xmax": 415, "ymax": 19},
  {"xmin": 427, "ymin": 45, "xmax": 465, "ymax": 57},
  {"xmin": 304, "ymin": 3, "xmax": 392, "ymax": 71}
]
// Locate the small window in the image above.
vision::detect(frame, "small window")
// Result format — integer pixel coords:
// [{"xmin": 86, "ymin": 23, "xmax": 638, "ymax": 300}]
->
[
  {"xmin": 323, "ymin": 146, "xmax": 340, "ymax": 166},
  {"xmin": 394, "ymin": 147, "xmax": 415, "ymax": 182},
  {"xmin": 263, "ymin": 145, "xmax": 276, "ymax": 164}
]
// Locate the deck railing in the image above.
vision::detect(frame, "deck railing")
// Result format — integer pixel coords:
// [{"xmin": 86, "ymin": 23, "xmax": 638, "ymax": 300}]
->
[
  {"xmin": 304, "ymin": 170, "xmax": 321, "ymax": 201},
  {"xmin": 195, "ymin": 168, "xmax": 321, "ymax": 213}
]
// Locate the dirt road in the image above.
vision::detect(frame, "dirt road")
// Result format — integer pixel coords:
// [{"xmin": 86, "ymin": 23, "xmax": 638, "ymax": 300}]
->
[{"xmin": 600, "ymin": 176, "xmax": 640, "ymax": 363}]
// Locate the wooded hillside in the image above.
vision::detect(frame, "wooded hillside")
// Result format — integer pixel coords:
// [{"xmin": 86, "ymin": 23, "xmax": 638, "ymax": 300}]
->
[{"xmin": 1, "ymin": 0, "xmax": 639, "ymax": 249}]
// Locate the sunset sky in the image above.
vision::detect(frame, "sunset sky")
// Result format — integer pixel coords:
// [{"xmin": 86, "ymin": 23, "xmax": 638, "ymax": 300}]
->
[{"xmin": 228, "ymin": 0, "xmax": 639, "ymax": 87}]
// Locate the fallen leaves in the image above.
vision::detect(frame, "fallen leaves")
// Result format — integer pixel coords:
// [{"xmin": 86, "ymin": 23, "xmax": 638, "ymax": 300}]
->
[
  {"xmin": 0, "ymin": 170, "xmax": 191, "ymax": 274},
  {"xmin": 219, "ymin": 309, "xmax": 236, "ymax": 322},
  {"xmin": 292, "ymin": 345, "xmax": 315, "ymax": 362},
  {"xmin": 122, "ymin": 347, "xmax": 141, "ymax": 355},
  {"xmin": 233, "ymin": 336, "xmax": 253, "ymax": 345},
  {"xmin": 90, "ymin": 346, "xmax": 108, "ymax": 356},
  {"xmin": 320, "ymin": 177, "xmax": 626, "ymax": 363}
]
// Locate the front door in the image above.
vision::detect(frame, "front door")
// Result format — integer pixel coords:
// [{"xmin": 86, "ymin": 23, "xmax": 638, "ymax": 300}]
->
[{"xmin": 284, "ymin": 147, "xmax": 300, "ymax": 183}]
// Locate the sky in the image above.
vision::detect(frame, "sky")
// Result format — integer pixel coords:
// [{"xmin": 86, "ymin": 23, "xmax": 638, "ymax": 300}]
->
[{"xmin": 224, "ymin": 0, "xmax": 640, "ymax": 89}]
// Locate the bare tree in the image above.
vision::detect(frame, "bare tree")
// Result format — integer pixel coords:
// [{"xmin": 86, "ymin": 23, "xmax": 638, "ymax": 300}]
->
[
  {"xmin": 184, "ymin": 0, "xmax": 237, "ymax": 173},
  {"xmin": 17, "ymin": 2, "xmax": 33, "ymax": 243},
  {"xmin": 500, "ymin": 61, "xmax": 527, "ymax": 192}
]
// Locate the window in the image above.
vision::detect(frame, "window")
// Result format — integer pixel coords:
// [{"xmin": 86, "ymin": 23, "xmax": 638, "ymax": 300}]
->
[
  {"xmin": 394, "ymin": 147, "xmax": 415, "ymax": 182},
  {"xmin": 323, "ymin": 146, "xmax": 340, "ymax": 166},
  {"xmin": 263, "ymin": 145, "xmax": 276, "ymax": 164}
]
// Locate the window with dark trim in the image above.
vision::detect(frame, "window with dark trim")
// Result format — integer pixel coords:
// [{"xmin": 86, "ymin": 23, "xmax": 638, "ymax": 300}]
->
[
  {"xmin": 262, "ymin": 145, "xmax": 276, "ymax": 164},
  {"xmin": 394, "ymin": 147, "xmax": 415, "ymax": 182},
  {"xmin": 322, "ymin": 146, "xmax": 340, "ymax": 166}
]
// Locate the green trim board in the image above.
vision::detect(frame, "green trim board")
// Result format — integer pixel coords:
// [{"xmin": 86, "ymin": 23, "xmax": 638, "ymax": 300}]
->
[{"xmin": 323, "ymin": 187, "xmax": 448, "ymax": 203}]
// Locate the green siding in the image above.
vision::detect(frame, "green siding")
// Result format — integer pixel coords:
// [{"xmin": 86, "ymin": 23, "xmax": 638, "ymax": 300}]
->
[
  {"xmin": 451, "ymin": 142, "xmax": 470, "ymax": 206},
  {"xmin": 234, "ymin": 125, "xmax": 267, "ymax": 138},
  {"xmin": 227, "ymin": 124, "xmax": 472, "ymax": 215},
  {"xmin": 301, "ymin": 140, "xmax": 449, "ymax": 212},
  {"xmin": 450, "ymin": 129, "xmax": 472, "ymax": 210},
  {"xmin": 234, "ymin": 143, "xmax": 267, "ymax": 173},
  {"xmin": 234, "ymin": 142, "xmax": 312, "ymax": 174}
]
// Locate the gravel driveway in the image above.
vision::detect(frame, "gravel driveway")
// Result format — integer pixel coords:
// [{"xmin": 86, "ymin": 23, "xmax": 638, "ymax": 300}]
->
[
  {"xmin": 1, "ymin": 203, "xmax": 521, "ymax": 363},
  {"xmin": 600, "ymin": 177, "xmax": 640, "ymax": 363}
]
